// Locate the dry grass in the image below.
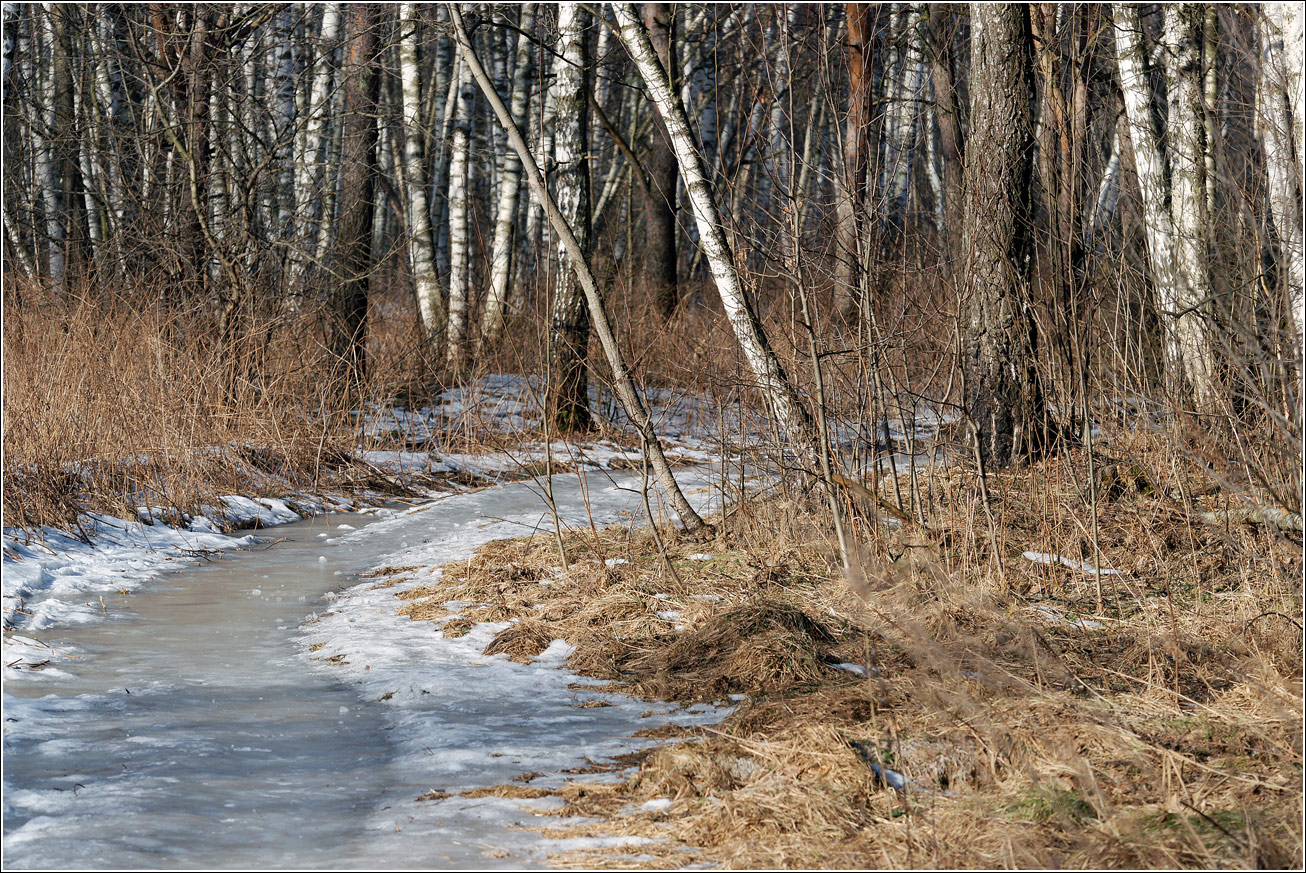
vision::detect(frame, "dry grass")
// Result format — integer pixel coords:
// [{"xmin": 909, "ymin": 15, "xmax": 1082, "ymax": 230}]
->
[{"xmin": 393, "ymin": 426, "xmax": 1302, "ymax": 869}]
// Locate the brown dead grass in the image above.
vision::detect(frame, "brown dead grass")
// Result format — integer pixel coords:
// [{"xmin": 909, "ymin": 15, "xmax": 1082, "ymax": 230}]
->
[{"xmin": 392, "ymin": 426, "xmax": 1302, "ymax": 869}]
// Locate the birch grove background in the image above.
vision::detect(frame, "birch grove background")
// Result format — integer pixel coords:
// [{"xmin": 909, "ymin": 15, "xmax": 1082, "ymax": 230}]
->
[{"xmin": 2, "ymin": 2, "xmax": 1302, "ymax": 519}]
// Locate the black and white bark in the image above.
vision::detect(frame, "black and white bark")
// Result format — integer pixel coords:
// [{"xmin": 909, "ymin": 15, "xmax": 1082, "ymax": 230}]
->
[
  {"xmin": 478, "ymin": 3, "xmax": 536, "ymax": 350},
  {"xmin": 445, "ymin": 48, "xmax": 475, "ymax": 373},
  {"xmin": 399, "ymin": 3, "xmax": 447, "ymax": 344},
  {"xmin": 549, "ymin": 3, "xmax": 593, "ymax": 433},
  {"xmin": 614, "ymin": 2, "xmax": 821, "ymax": 469},
  {"xmin": 1259, "ymin": 2, "xmax": 1304, "ymax": 347}
]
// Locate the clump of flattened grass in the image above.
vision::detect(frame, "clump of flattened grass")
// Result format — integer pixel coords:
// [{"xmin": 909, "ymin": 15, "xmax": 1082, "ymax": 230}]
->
[
  {"xmin": 627, "ymin": 601, "xmax": 842, "ymax": 700},
  {"xmin": 483, "ymin": 618, "xmax": 559, "ymax": 662},
  {"xmin": 440, "ymin": 617, "xmax": 476, "ymax": 638}
]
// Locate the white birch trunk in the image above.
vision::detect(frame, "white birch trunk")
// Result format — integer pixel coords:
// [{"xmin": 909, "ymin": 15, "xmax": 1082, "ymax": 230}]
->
[
  {"xmin": 271, "ymin": 7, "xmax": 298, "ymax": 238},
  {"xmin": 38, "ymin": 4, "xmax": 65, "ymax": 294},
  {"xmin": 613, "ymin": 2, "xmax": 820, "ymax": 466},
  {"xmin": 399, "ymin": 3, "xmax": 447, "ymax": 342},
  {"xmin": 1163, "ymin": 4, "xmax": 1216, "ymax": 407},
  {"xmin": 1115, "ymin": 4, "xmax": 1205, "ymax": 404},
  {"xmin": 479, "ymin": 3, "xmax": 535, "ymax": 349},
  {"xmin": 1260, "ymin": 2, "xmax": 1305, "ymax": 346},
  {"xmin": 289, "ymin": 3, "xmax": 339, "ymax": 293},
  {"xmin": 445, "ymin": 52, "xmax": 475, "ymax": 371},
  {"xmin": 882, "ymin": 4, "xmax": 925, "ymax": 240}
]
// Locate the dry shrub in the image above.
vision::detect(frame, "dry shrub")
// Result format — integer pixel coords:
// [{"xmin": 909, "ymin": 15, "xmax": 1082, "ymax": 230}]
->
[{"xmin": 2, "ymin": 284, "xmax": 434, "ymax": 534}]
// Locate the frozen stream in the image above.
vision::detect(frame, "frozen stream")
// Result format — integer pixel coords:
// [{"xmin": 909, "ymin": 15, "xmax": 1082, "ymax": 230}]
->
[{"xmin": 3, "ymin": 468, "xmax": 727, "ymax": 869}]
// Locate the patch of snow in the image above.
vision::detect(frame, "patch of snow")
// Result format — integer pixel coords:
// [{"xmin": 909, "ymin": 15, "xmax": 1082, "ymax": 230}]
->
[
  {"xmin": 1022, "ymin": 551, "xmax": 1121, "ymax": 576},
  {"xmin": 1034, "ymin": 605, "xmax": 1105, "ymax": 630}
]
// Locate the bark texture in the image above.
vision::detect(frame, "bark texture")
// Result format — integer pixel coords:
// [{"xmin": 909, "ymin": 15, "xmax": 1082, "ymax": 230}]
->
[
  {"xmin": 641, "ymin": 3, "xmax": 680, "ymax": 318},
  {"xmin": 960, "ymin": 3, "xmax": 1043, "ymax": 466},
  {"xmin": 550, "ymin": 3, "xmax": 594, "ymax": 434},
  {"xmin": 330, "ymin": 4, "xmax": 379, "ymax": 384},
  {"xmin": 614, "ymin": 2, "xmax": 821, "ymax": 470},
  {"xmin": 399, "ymin": 3, "xmax": 447, "ymax": 345}
]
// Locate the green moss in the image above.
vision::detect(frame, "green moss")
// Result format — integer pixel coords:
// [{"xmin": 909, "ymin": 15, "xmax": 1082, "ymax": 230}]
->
[{"xmin": 1007, "ymin": 787, "xmax": 1097, "ymax": 824}]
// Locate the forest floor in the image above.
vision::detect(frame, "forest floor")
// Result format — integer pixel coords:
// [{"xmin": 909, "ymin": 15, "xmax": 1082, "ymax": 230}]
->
[{"xmin": 387, "ymin": 435, "xmax": 1303, "ymax": 869}]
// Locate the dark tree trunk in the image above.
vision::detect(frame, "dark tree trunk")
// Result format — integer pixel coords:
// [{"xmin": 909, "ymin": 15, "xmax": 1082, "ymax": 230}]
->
[
  {"xmin": 927, "ymin": 4, "xmax": 964, "ymax": 262},
  {"xmin": 331, "ymin": 3, "xmax": 379, "ymax": 386},
  {"xmin": 641, "ymin": 3, "xmax": 679, "ymax": 318},
  {"xmin": 50, "ymin": 4, "xmax": 85, "ymax": 283},
  {"xmin": 183, "ymin": 5, "xmax": 211, "ymax": 291},
  {"xmin": 835, "ymin": 3, "xmax": 874, "ymax": 317},
  {"xmin": 960, "ymin": 3, "xmax": 1044, "ymax": 466}
]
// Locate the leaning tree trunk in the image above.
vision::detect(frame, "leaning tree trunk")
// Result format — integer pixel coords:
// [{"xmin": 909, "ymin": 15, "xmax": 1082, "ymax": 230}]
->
[
  {"xmin": 613, "ymin": 2, "xmax": 821, "ymax": 470},
  {"xmin": 399, "ymin": 3, "xmax": 447, "ymax": 345},
  {"xmin": 331, "ymin": 3, "xmax": 379, "ymax": 386},
  {"xmin": 550, "ymin": 3, "xmax": 594, "ymax": 434},
  {"xmin": 960, "ymin": 3, "xmax": 1044, "ymax": 466},
  {"xmin": 448, "ymin": 3, "xmax": 707, "ymax": 534}
]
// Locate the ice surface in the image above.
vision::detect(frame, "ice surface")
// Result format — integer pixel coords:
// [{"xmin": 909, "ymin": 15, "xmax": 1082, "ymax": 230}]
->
[{"xmin": 3, "ymin": 468, "xmax": 729, "ymax": 869}]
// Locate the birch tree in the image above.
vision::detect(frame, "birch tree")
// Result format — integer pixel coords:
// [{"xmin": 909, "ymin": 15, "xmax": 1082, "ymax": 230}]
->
[
  {"xmin": 1164, "ymin": 4, "xmax": 1216, "ymax": 408},
  {"xmin": 399, "ymin": 3, "xmax": 447, "ymax": 344},
  {"xmin": 478, "ymin": 3, "xmax": 536, "ymax": 350},
  {"xmin": 549, "ymin": 3, "xmax": 593, "ymax": 433},
  {"xmin": 613, "ymin": 2, "xmax": 821, "ymax": 469},
  {"xmin": 448, "ymin": 3, "xmax": 707, "ymax": 534},
  {"xmin": 1259, "ymin": 2, "xmax": 1305, "ymax": 348},
  {"xmin": 1114, "ymin": 4, "xmax": 1216, "ymax": 407},
  {"xmin": 445, "ymin": 53, "xmax": 475, "ymax": 372},
  {"xmin": 288, "ymin": 3, "xmax": 340, "ymax": 297}
]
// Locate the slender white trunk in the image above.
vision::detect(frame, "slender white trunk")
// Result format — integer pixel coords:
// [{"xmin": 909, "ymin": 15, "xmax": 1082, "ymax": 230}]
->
[
  {"xmin": 38, "ymin": 4, "xmax": 65, "ymax": 294},
  {"xmin": 548, "ymin": 3, "xmax": 593, "ymax": 431},
  {"xmin": 1115, "ymin": 4, "xmax": 1208, "ymax": 404},
  {"xmin": 479, "ymin": 3, "xmax": 536, "ymax": 349},
  {"xmin": 1260, "ymin": 2, "xmax": 1305, "ymax": 346},
  {"xmin": 446, "ymin": 52, "xmax": 475, "ymax": 371},
  {"xmin": 882, "ymin": 4, "xmax": 925, "ymax": 240},
  {"xmin": 1163, "ymin": 4, "xmax": 1216, "ymax": 407},
  {"xmin": 613, "ymin": 2, "xmax": 820, "ymax": 466},
  {"xmin": 399, "ymin": 3, "xmax": 447, "ymax": 342},
  {"xmin": 289, "ymin": 3, "xmax": 340, "ymax": 292},
  {"xmin": 272, "ymin": 7, "xmax": 298, "ymax": 237}
]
